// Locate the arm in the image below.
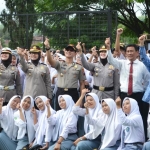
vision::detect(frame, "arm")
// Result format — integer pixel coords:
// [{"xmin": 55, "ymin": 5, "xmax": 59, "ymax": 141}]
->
[
  {"xmin": 82, "ymin": 43, "xmax": 86, "ymax": 54},
  {"xmin": 44, "ymin": 37, "xmax": 57, "ymax": 67},
  {"xmin": 80, "ymin": 80, "xmax": 85, "ymax": 95},
  {"xmin": 45, "ymin": 67, "xmax": 52, "ymax": 99},
  {"xmin": 0, "ymin": 98, "xmax": 3, "ymax": 114}
]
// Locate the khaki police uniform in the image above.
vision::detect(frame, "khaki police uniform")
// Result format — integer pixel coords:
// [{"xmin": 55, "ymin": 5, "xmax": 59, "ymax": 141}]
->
[
  {"xmin": 19, "ymin": 57, "xmax": 52, "ymax": 99},
  {"xmin": 54, "ymin": 61, "xmax": 86, "ymax": 110},
  {"xmin": 0, "ymin": 63, "xmax": 22, "ymax": 102},
  {"xmin": 81, "ymin": 53, "xmax": 119, "ymax": 100}
]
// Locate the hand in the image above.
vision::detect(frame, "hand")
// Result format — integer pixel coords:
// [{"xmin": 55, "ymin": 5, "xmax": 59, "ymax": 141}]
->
[
  {"xmin": 40, "ymin": 145, "xmax": 49, "ymax": 150},
  {"xmin": 17, "ymin": 47, "xmax": 25, "ymax": 57},
  {"xmin": 81, "ymin": 88, "xmax": 90, "ymax": 96},
  {"xmin": 45, "ymin": 99, "xmax": 50, "ymax": 107},
  {"xmin": 117, "ymin": 28, "xmax": 123, "ymax": 35},
  {"xmin": 0, "ymin": 98, "xmax": 3, "ymax": 106},
  {"xmin": 54, "ymin": 143, "xmax": 61, "ymax": 150},
  {"xmin": 16, "ymin": 103, "xmax": 21, "ymax": 111},
  {"xmin": 91, "ymin": 46, "xmax": 96, "ymax": 52},
  {"xmin": 31, "ymin": 107, "xmax": 36, "ymax": 115},
  {"xmin": 105, "ymin": 38, "xmax": 111, "ymax": 50},
  {"xmin": 73, "ymin": 138, "xmax": 81, "ymax": 146},
  {"xmin": 76, "ymin": 42, "xmax": 82, "ymax": 53},
  {"xmin": 84, "ymin": 102, "xmax": 89, "ymax": 108},
  {"xmin": 82, "ymin": 43, "xmax": 85, "ymax": 47},
  {"xmin": 139, "ymin": 35, "xmax": 146, "ymax": 46},
  {"xmin": 29, "ymin": 142, "xmax": 33, "ymax": 148},
  {"xmin": 115, "ymin": 97, "xmax": 122, "ymax": 109},
  {"xmin": 44, "ymin": 37, "xmax": 50, "ymax": 48}
]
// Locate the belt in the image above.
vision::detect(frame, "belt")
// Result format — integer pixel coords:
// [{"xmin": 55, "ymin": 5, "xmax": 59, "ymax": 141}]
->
[
  {"xmin": 125, "ymin": 142, "xmax": 143, "ymax": 145},
  {"xmin": 0, "ymin": 85, "xmax": 15, "ymax": 91},
  {"xmin": 57, "ymin": 87, "xmax": 77, "ymax": 92},
  {"xmin": 93, "ymin": 85, "xmax": 114, "ymax": 91}
]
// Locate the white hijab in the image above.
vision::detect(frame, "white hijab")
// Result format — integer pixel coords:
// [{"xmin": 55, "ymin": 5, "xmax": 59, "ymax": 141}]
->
[
  {"xmin": 34, "ymin": 95, "xmax": 55, "ymax": 145},
  {"xmin": 52, "ymin": 94, "xmax": 77, "ymax": 141},
  {"xmin": 84, "ymin": 93, "xmax": 101, "ymax": 134},
  {"xmin": 119, "ymin": 97, "xmax": 145, "ymax": 149},
  {"xmin": 2, "ymin": 95, "xmax": 21, "ymax": 140},
  {"xmin": 21, "ymin": 95, "xmax": 34, "ymax": 143}
]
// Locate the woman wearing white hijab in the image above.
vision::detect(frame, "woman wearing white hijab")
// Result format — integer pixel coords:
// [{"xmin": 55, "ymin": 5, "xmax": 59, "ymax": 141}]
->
[
  {"xmin": 14, "ymin": 95, "xmax": 35, "ymax": 150},
  {"xmin": 48, "ymin": 94, "xmax": 78, "ymax": 150},
  {"xmin": 0, "ymin": 95, "xmax": 21, "ymax": 150},
  {"xmin": 116, "ymin": 97, "xmax": 145, "ymax": 150},
  {"xmin": 30, "ymin": 95, "xmax": 55, "ymax": 150},
  {"xmin": 71, "ymin": 89, "xmax": 102, "ymax": 150}
]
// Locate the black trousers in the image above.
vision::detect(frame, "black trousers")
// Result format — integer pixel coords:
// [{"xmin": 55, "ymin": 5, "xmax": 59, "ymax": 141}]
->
[
  {"xmin": 120, "ymin": 92, "xmax": 149, "ymax": 141},
  {"xmin": 55, "ymin": 88, "xmax": 79, "ymax": 111}
]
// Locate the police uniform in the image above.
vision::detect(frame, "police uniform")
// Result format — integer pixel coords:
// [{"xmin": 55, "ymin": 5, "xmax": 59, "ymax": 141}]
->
[
  {"xmin": 80, "ymin": 46, "xmax": 120, "ymax": 100},
  {"xmin": 54, "ymin": 60, "xmax": 86, "ymax": 110},
  {"xmin": 0, "ymin": 48, "xmax": 22, "ymax": 103},
  {"xmin": 19, "ymin": 47, "xmax": 52, "ymax": 99}
]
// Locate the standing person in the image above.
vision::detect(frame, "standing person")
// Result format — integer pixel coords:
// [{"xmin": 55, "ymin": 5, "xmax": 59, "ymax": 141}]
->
[
  {"xmin": 106, "ymin": 36, "xmax": 150, "ymax": 141},
  {"xmin": 0, "ymin": 48, "xmax": 22, "ymax": 105},
  {"xmin": 77, "ymin": 42, "xmax": 120, "ymax": 100},
  {"xmin": 17, "ymin": 46, "xmax": 52, "ymax": 99},
  {"xmin": 116, "ymin": 97, "xmax": 145, "ymax": 150},
  {"xmin": 0, "ymin": 95, "xmax": 21, "ymax": 150},
  {"xmin": 45, "ymin": 38, "xmax": 85, "ymax": 110}
]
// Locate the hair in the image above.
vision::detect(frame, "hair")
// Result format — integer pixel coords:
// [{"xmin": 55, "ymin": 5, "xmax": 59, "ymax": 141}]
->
[{"xmin": 125, "ymin": 44, "xmax": 139, "ymax": 52}]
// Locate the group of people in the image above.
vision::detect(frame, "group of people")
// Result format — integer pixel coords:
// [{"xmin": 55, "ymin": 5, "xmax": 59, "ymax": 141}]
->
[{"xmin": 0, "ymin": 28, "xmax": 150, "ymax": 150}]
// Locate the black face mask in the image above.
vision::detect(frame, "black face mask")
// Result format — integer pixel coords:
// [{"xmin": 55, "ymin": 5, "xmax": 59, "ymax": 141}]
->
[
  {"xmin": 31, "ymin": 53, "xmax": 41, "ymax": 66},
  {"xmin": 1, "ymin": 54, "xmax": 12, "ymax": 68},
  {"xmin": 100, "ymin": 57, "xmax": 108, "ymax": 66}
]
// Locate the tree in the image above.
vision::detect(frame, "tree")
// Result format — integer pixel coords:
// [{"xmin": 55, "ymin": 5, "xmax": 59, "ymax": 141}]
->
[{"xmin": 0, "ymin": 0, "xmax": 36, "ymax": 49}]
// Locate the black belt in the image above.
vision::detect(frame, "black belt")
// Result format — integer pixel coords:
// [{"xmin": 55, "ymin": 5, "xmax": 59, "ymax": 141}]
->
[
  {"xmin": 58, "ymin": 87, "xmax": 77, "ymax": 92},
  {"xmin": 125, "ymin": 142, "xmax": 143, "ymax": 145},
  {"xmin": 93, "ymin": 85, "xmax": 114, "ymax": 91}
]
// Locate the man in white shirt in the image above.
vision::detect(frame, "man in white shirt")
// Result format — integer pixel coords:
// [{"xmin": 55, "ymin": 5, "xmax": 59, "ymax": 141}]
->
[{"xmin": 106, "ymin": 37, "xmax": 150, "ymax": 141}]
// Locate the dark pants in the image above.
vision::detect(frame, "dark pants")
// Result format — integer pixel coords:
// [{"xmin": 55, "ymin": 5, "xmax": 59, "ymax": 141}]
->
[
  {"xmin": 55, "ymin": 88, "xmax": 79, "ymax": 111},
  {"xmin": 120, "ymin": 92, "xmax": 149, "ymax": 141}
]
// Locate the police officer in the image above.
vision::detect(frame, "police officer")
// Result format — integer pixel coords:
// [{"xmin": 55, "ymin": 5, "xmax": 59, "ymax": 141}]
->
[
  {"xmin": 0, "ymin": 47, "xmax": 22, "ymax": 105},
  {"xmin": 45, "ymin": 38, "xmax": 85, "ymax": 110},
  {"xmin": 77, "ymin": 43, "xmax": 120, "ymax": 100},
  {"xmin": 17, "ymin": 45, "xmax": 52, "ymax": 99}
]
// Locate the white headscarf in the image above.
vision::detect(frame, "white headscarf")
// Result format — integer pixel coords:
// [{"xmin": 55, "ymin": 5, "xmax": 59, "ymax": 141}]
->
[
  {"xmin": 1, "ymin": 95, "xmax": 21, "ymax": 140},
  {"xmin": 84, "ymin": 93, "xmax": 101, "ymax": 134},
  {"xmin": 21, "ymin": 95, "xmax": 34, "ymax": 143},
  {"xmin": 52, "ymin": 95, "xmax": 77, "ymax": 141},
  {"xmin": 34, "ymin": 96, "xmax": 55, "ymax": 145}
]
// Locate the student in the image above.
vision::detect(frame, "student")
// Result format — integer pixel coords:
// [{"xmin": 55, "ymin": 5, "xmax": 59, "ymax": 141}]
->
[
  {"xmin": 71, "ymin": 89, "xmax": 102, "ymax": 150},
  {"xmin": 14, "ymin": 95, "xmax": 35, "ymax": 150},
  {"xmin": 0, "ymin": 95, "xmax": 21, "ymax": 150},
  {"xmin": 30, "ymin": 96, "xmax": 55, "ymax": 150},
  {"xmin": 48, "ymin": 95, "xmax": 78, "ymax": 150},
  {"xmin": 116, "ymin": 97, "xmax": 145, "ymax": 150}
]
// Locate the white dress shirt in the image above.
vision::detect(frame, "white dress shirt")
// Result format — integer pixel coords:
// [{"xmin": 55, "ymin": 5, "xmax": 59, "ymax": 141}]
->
[{"xmin": 107, "ymin": 50, "xmax": 150, "ymax": 93}]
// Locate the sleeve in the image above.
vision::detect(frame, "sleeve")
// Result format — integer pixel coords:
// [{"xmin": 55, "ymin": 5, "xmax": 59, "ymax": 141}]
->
[
  {"xmin": 60, "ymin": 113, "xmax": 78, "ymax": 139},
  {"xmin": 80, "ymin": 53, "xmax": 95, "ymax": 72},
  {"xmin": 15, "ymin": 69, "xmax": 23, "ymax": 97},
  {"xmin": 14, "ymin": 112, "xmax": 26, "ymax": 128},
  {"xmin": 117, "ymin": 108, "xmax": 140, "ymax": 127},
  {"xmin": 19, "ymin": 56, "xmax": 29, "ymax": 73},
  {"xmin": 47, "ymin": 112, "xmax": 58, "ymax": 126},
  {"xmin": 113, "ymin": 69, "xmax": 120, "ymax": 99},
  {"xmin": 139, "ymin": 46, "xmax": 150, "ymax": 72},
  {"xmin": 33, "ymin": 122, "xmax": 39, "ymax": 131},
  {"xmin": 45, "ymin": 67, "xmax": 52, "ymax": 99},
  {"xmin": 107, "ymin": 50, "xmax": 122, "ymax": 71},
  {"xmin": 72, "ymin": 106, "xmax": 86, "ymax": 117},
  {"xmin": 78, "ymin": 67, "xmax": 86, "ymax": 82},
  {"xmin": 52, "ymin": 61, "xmax": 60, "ymax": 70}
]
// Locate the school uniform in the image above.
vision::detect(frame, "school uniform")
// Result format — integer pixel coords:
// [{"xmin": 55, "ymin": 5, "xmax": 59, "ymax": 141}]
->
[
  {"xmin": 0, "ymin": 95, "xmax": 21, "ymax": 150},
  {"xmin": 117, "ymin": 97, "xmax": 145, "ymax": 150},
  {"xmin": 31, "ymin": 96, "xmax": 56, "ymax": 148},
  {"xmin": 48, "ymin": 95, "xmax": 78, "ymax": 150},
  {"xmin": 71, "ymin": 93, "xmax": 102, "ymax": 150},
  {"xmin": 14, "ymin": 95, "xmax": 35, "ymax": 150}
]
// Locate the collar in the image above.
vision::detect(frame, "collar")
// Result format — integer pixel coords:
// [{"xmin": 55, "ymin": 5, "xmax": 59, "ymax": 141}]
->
[{"xmin": 126, "ymin": 59, "xmax": 138, "ymax": 65}]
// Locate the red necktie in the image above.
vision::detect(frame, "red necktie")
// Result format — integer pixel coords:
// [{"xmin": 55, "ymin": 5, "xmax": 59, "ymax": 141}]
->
[{"xmin": 128, "ymin": 62, "xmax": 133, "ymax": 95}]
